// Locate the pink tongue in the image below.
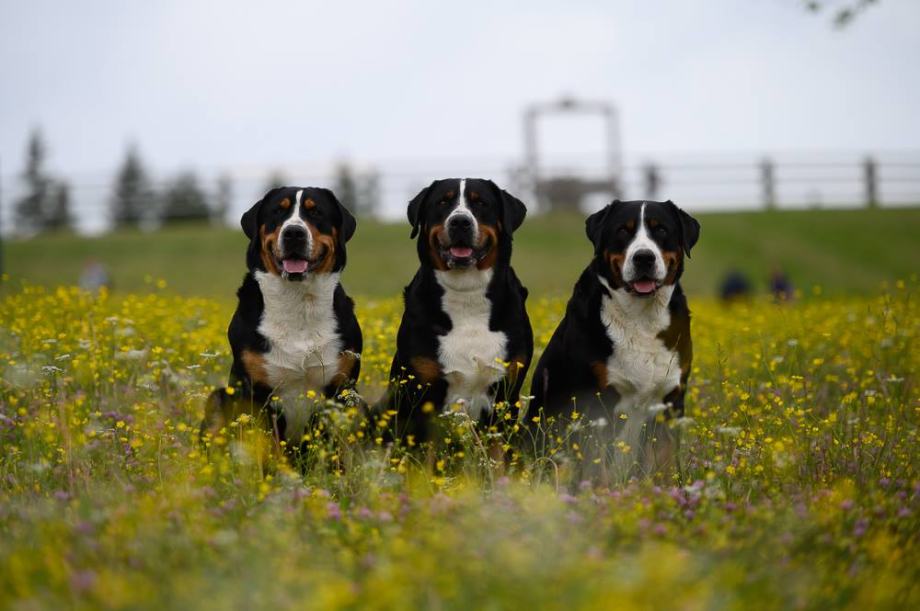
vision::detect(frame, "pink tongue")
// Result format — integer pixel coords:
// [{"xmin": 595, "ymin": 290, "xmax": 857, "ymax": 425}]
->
[
  {"xmin": 282, "ymin": 259, "xmax": 309, "ymax": 274},
  {"xmin": 449, "ymin": 247, "xmax": 474, "ymax": 258},
  {"xmin": 632, "ymin": 280, "xmax": 657, "ymax": 294}
]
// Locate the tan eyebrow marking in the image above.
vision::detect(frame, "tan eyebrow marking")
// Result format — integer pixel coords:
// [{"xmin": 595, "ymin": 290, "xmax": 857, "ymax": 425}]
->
[
  {"xmin": 279, "ymin": 198, "xmax": 291, "ymax": 209},
  {"xmin": 304, "ymin": 198, "xmax": 316, "ymax": 210},
  {"xmin": 469, "ymin": 191, "xmax": 480, "ymax": 201}
]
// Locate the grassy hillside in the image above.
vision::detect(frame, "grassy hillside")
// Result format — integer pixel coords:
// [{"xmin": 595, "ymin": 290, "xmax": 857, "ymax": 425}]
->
[{"xmin": 4, "ymin": 207, "xmax": 918, "ymax": 299}]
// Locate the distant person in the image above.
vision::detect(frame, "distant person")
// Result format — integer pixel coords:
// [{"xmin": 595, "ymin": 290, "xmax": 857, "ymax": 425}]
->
[
  {"xmin": 769, "ymin": 267, "xmax": 794, "ymax": 302},
  {"xmin": 79, "ymin": 258, "xmax": 112, "ymax": 292},
  {"xmin": 719, "ymin": 269, "xmax": 752, "ymax": 302}
]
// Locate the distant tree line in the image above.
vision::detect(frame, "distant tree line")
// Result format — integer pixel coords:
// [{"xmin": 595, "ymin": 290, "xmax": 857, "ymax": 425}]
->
[
  {"xmin": 11, "ymin": 128, "xmax": 232, "ymax": 234},
  {"xmin": 12, "ymin": 129, "xmax": 73, "ymax": 234},
  {"xmin": 11, "ymin": 128, "xmax": 380, "ymax": 235},
  {"xmin": 108, "ymin": 145, "xmax": 232, "ymax": 230}
]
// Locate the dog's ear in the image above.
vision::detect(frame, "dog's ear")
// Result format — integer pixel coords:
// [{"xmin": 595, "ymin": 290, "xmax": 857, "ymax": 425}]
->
[
  {"xmin": 664, "ymin": 200, "xmax": 700, "ymax": 257},
  {"xmin": 241, "ymin": 187, "xmax": 282, "ymax": 240},
  {"xmin": 407, "ymin": 181, "xmax": 436, "ymax": 239},
  {"xmin": 318, "ymin": 187, "xmax": 357, "ymax": 244},
  {"xmin": 487, "ymin": 180, "xmax": 527, "ymax": 236},
  {"xmin": 585, "ymin": 200, "xmax": 620, "ymax": 252}
]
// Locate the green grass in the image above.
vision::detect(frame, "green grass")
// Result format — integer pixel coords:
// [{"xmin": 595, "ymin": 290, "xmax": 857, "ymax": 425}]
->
[
  {"xmin": 4, "ymin": 207, "xmax": 919, "ymax": 299},
  {"xmin": 1, "ymin": 282, "xmax": 917, "ymax": 608}
]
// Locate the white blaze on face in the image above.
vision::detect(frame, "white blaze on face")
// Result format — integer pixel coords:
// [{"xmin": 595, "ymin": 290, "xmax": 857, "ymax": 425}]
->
[
  {"xmin": 622, "ymin": 203, "xmax": 666, "ymax": 283},
  {"xmin": 279, "ymin": 189, "xmax": 312, "ymax": 251},
  {"xmin": 275, "ymin": 189, "xmax": 314, "ymax": 278},
  {"xmin": 280, "ymin": 189, "xmax": 309, "ymax": 232},
  {"xmin": 445, "ymin": 178, "xmax": 479, "ymax": 242}
]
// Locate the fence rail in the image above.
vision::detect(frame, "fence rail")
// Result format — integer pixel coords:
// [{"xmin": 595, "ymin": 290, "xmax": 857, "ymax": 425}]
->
[{"xmin": 1, "ymin": 151, "xmax": 919, "ymax": 235}]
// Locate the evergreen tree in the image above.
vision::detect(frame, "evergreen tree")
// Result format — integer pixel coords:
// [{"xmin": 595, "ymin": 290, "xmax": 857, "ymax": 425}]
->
[
  {"xmin": 333, "ymin": 162, "xmax": 380, "ymax": 217},
  {"xmin": 111, "ymin": 145, "xmax": 154, "ymax": 228},
  {"xmin": 213, "ymin": 175, "xmax": 233, "ymax": 226},
  {"xmin": 356, "ymin": 169, "xmax": 381, "ymax": 217},
  {"xmin": 14, "ymin": 128, "xmax": 53, "ymax": 234},
  {"xmin": 45, "ymin": 180, "xmax": 73, "ymax": 232},
  {"xmin": 333, "ymin": 163, "xmax": 358, "ymax": 212},
  {"xmin": 160, "ymin": 171, "xmax": 211, "ymax": 224}
]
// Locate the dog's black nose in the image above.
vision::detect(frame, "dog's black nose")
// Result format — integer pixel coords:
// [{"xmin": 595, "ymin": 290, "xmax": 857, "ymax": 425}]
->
[
  {"xmin": 632, "ymin": 249, "xmax": 656, "ymax": 270},
  {"xmin": 449, "ymin": 215, "xmax": 473, "ymax": 231},
  {"xmin": 282, "ymin": 226, "xmax": 308, "ymax": 242}
]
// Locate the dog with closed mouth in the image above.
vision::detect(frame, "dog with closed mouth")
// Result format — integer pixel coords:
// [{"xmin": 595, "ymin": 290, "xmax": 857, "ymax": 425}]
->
[
  {"xmin": 200, "ymin": 186, "xmax": 362, "ymax": 450},
  {"xmin": 529, "ymin": 199, "xmax": 700, "ymax": 477},
  {"xmin": 378, "ymin": 178, "xmax": 533, "ymax": 443}
]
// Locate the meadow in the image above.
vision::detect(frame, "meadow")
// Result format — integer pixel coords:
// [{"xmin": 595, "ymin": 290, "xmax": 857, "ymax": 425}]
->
[
  {"xmin": 1, "ymin": 209, "xmax": 918, "ymax": 609},
  {"xmin": 5, "ymin": 206, "xmax": 920, "ymax": 298}
]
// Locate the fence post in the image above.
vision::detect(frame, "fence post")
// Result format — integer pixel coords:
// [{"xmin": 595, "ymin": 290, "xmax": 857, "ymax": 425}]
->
[
  {"xmin": 863, "ymin": 156, "xmax": 878, "ymax": 208},
  {"xmin": 642, "ymin": 163, "xmax": 661, "ymax": 200},
  {"xmin": 760, "ymin": 158, "xmax": 776, "ymax": 210}
]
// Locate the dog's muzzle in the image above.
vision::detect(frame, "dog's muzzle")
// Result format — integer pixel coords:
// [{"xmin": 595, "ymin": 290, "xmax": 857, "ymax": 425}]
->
[
  {"xmin": 279, "ymin": 226, "xmax": 311, "ymax": 278},
  {"xmin": 625, "ymin": 249, "xmax": 663, "ymax": 296},
  {"xmin": 443, "ymin": 214, "xmax": 479, "ymax": 268}
]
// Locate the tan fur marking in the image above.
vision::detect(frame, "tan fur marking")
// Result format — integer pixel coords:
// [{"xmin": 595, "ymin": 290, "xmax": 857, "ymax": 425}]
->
[
  {"xmin": 604, "ymin": 249, "xmax": 626, "ymax": 287},
  {"xmin": 259, "ymin": 225, "xmax": 281, "ymax": 275},
  {"xmin": 427, "ymin": 225, "xmax": 449, "ymax": 271},
  {"xmin": 476, "ymin": 225, "xmax": 499, "ymax": 270},
  {"xmin": 626, "ymin": 219, "xmax": 636, "ymax": 231},
  {"xmin": 590, "ymin": 361, "xmax": 608, "ymax": 390},
  {"xmin": 307, "ymin": 224, "xmax": 337, "ymax": 274},
  {"xmin": 410, "ymin": 356, "xmax": 441, "ymax": 384},
  {"xmin": 507, "ymin": 354, "xmax": 529, "ymax": 387},
  {"xmin": 662, "ymin": 250, "xmax": 682, "ymax": 285},
  {"xmin": 330, "ymin": 351, "xmax": 358, "ymax": 388},
  {"xmin": 241, "ymin": 349, "xmax": 270, "ymax": 385},
  {"xmin": 279, "ymin": 198, "xmax": 291, "ymax": 209},
  {"xmin": 657, "ymin": 313, "xmax": 692, "ymax": 387},
  {"xmin": 303, "ymin": 198, "xmax": 316, "ymax": 210}
]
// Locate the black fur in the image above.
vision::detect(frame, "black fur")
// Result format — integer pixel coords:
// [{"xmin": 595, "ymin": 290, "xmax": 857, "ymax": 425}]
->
[
  {"xmin": 530, "ymin": 200, "xmax": 699, "ymax": 423},
  {"xmin": 379, "ymin": 178, "xmax": 533, "ymax": 443},
  {"xmin": 200, "ymin": 186, "xmax": 362, "ymax": 446}
]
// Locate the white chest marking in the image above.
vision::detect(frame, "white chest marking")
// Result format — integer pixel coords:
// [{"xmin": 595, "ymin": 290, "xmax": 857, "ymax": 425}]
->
[
  {"xmin": 254, "ymin": 271, "xmax": 344, "ymax": 439},
  {"xmin": 597, "ymin": 276, "xmax": 681, "ymax": 448},
  {"xmin": 434, "ymin": 268, "xmax": 507, "ymax": 420}
]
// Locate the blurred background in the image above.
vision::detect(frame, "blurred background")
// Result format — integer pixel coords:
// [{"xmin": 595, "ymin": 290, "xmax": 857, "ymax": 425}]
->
[{"xmin": 1, "ymin": 0, "xmax": 917, "ymax": 298}]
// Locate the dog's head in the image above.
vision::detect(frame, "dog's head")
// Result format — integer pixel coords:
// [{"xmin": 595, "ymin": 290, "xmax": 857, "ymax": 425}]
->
[
  {"xmin": 406, "ymin": 178, "xmax": 526, "ymax": 271},
  {"xmin": 241, "ymin": 186, "xmax": 356, "ymax": 280},
  {"xmin": 586, "ymin": 200, "xmax": 700, "ymax": 297}
]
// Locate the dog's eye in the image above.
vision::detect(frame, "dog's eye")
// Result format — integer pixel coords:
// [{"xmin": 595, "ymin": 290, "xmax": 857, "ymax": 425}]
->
[
  {"xmin": 654, "ymin": 226, "xmax": 668, "ymax": 236},
  {"xmin": 616, "ymin": 226, "xmax": 630, "ymax": 237}
]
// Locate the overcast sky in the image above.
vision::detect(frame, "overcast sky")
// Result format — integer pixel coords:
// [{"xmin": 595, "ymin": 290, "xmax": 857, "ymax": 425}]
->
[{"xmin": 1, "ymin": 0, "xmax": 918, "ymax": 221}]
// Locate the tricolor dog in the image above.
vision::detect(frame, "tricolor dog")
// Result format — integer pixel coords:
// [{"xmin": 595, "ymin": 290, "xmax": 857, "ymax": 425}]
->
[
  {"xmin": 379, "ymin": 178, "xmax": 533, "ymax": 442},
  {"xmin": 529, "ymin": 200, "xmax": 700, "ymax": 476},
  {"xmin": 200, "ymin": 186, "xmax": 362, "ymax": 447}
]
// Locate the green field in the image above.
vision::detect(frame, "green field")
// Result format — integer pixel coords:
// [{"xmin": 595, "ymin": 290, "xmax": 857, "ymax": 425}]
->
[
  {"xmin": 2, "ymin": 207, "xmax": 919, "ymax": 608},
  {"xmin": 1, "ymin": 276, "xmax": 917, "ymax": 608},
  {"xmin": 5, "ymin": 207, "xmax": 919, "ymax": 299}
]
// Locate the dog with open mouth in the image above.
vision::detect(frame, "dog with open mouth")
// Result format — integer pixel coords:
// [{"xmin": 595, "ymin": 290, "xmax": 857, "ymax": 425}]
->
[
  {"xmin": 200, "ymin": 186, "xmax": 362, "ymax": 450},
  {"xmin": 377, "ymin": 178, "xmax": 533, "ymax": 443},
  {"xmin": 529, "ymin": 199, "xmax": 700, "ymax": 477}
]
